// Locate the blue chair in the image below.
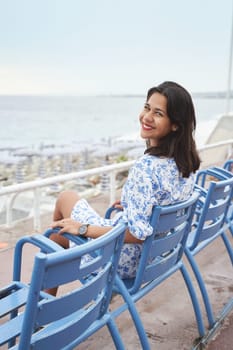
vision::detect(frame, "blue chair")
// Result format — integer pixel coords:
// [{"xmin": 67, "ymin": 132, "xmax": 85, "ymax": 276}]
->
[
  {"xmin": 106, "ymin": 190, "xmax": 205, "ymax": 349},
  {"xmin": 196, "ymin": 162, "xmax": 233, "ymax": 237},
  {"xmin": 0, "ymin": 223, "xmax": 126, "ymax": 349},
  {"xmin": 223, "ymin": 160, "xmax": 233, "ymax": 236},
  {"xmin": 41, "ymin": 190, "xmax": 203, "ymax": 348},
  {"xmin": 184, "ymin": 172, "xmax": 233, "ymax": 335}
]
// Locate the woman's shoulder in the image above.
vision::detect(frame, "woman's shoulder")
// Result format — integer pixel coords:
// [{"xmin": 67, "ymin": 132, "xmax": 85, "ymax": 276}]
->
[
  {"xmin": 135, "ymin": 154, "xmax": 176, "ymax": 168},
  {"xmin": 130, "ymin": 155, "xmax": 177, "ymax": 178}
]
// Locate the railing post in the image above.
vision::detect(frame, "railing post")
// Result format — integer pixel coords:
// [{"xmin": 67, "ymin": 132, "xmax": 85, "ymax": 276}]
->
[
  {"xmin": 6, "ymin": 193, "xmax": 18, "ymax": 227},
  {"xmin": 33, "ymin": 188, "xmax": 41, "ymax": 232},
  {"xmin": 109, "ymin": 171, "xmax": 116, "ymax": 205},
  {"xmin": 227, "ymin": 142, "xmax": 233, "ymax": 158}
]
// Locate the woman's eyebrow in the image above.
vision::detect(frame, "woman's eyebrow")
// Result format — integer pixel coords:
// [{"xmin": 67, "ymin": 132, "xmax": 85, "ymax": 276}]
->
[
  {"xmin": 153, "ymin": 107, "xmax": 166, "ymax": 114},
  {"xmin": 145, "ymin": 103, "xmax": 166, "ymax": 114}
]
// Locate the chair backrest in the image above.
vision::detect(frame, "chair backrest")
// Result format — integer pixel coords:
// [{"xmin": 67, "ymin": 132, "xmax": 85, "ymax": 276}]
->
[
  {"xmin": 196, "ymin": 167, "xmax": 232, "ymax": 188},
  {"xmin": 188, "ymin": 176, "xmax": 233, "ymax": 251},
  {"xmin": 17, "ymin": 223, "xmax": 126, "ymax": 350},
  {"xmin": 223, "ymin": 159, "xmax": 233, "ymax": 171},
  {"xmin": 124, "ymin": 190, "xmax": 200, "ymax": 294}
]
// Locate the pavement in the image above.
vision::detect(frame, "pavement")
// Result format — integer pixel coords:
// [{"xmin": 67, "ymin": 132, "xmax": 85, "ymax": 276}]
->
[{"xmin": 0, "ymin": 192, "xmax": 233, "ymax": 350}]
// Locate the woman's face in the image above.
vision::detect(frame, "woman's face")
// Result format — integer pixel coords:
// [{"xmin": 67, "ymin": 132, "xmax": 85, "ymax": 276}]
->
[{"xmin": 139, "ymin": 92, "xmax": 176, "ymax": 147}]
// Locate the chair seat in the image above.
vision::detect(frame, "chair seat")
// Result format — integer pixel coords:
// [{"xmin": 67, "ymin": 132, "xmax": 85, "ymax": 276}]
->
[
  {"xmin": 0, "ymin": 282, "xmax": 29, "ymax": 317},
  {"xmin": 0, "ymin": 312, "xmax": 24, "ymax": 345},
  {"xmin": 186, "ymin": 226, "xmax": 226, "ymax": 255}
]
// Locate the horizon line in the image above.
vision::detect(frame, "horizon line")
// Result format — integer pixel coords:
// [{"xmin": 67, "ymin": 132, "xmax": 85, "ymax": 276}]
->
[{"xmin": 0, "ymin": 90, "xmax": 231, "ymax": 98}]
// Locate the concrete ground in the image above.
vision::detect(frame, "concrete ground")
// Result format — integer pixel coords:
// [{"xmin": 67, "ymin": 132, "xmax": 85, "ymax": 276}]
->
[{"xmin": 0, "ymin": 193, "xmax": 233, "ymax": 349}]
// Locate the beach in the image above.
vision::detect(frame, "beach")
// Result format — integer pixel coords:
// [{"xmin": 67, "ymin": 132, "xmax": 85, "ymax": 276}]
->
[
  {"xmin": 0, "ymin": 93, "xmax": 231, "ymax": 190},
  {"xmin": 0, "ymin": 94, "xmax": 228, "ymax": 150},
  {"xmin": 0, "ymin": 93, "xmax": 230, "ymax": 191}
]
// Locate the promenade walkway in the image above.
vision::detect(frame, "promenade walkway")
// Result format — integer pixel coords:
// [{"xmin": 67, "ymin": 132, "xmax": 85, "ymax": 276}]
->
[{"xmin": 0, "ymin": 193, "xmax": 232, "ymax": 349}]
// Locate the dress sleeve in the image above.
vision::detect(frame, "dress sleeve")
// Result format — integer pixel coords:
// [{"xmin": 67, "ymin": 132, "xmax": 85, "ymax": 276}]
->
[{"xmin": 122, "ymin": 157, "xmax": 159, "ymax": 240}]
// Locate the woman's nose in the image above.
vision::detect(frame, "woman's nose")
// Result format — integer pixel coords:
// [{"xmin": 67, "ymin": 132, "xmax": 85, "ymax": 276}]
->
[{"xmin": 143, "ymin": 110, "xmax": 154, "ymax": 121}]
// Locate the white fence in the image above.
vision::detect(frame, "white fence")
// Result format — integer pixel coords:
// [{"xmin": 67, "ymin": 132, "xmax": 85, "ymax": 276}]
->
[
  {"xmin": 0, "ymin": 161, "xmax": 134, "ymax": 231},
  {"xmin": 0, "ymin": 140, "xmax": 232, "ymax": 231}
]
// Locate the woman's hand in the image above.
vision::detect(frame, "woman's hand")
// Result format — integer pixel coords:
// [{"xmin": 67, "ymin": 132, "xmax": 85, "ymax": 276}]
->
[
  {"xmin": 111, "ymin": 199, "xmax": 123, "ymax": 210},
  {"xmin": 51, "ymin": 218, "xmax": 80, "ymax": 235}
]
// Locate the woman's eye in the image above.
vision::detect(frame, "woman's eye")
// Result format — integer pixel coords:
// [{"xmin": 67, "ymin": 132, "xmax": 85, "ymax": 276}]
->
[{"xmin": 154, "ymin": 111, "xmax": 163, "ymax": 117}]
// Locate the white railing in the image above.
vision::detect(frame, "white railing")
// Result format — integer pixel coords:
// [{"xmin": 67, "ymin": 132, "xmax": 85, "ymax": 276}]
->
[
  {"xmin": 0, "ymin": 139, "xmax": 232, "ymax": 231},
  {"xmin": 0, "ymin": 161, "xmax": 134, "ymax": 231}
]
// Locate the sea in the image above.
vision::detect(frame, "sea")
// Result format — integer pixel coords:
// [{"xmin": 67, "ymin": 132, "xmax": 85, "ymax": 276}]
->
[{"xmin": 0, "ymin": 94, "xmax": 231, "ymax": 152}]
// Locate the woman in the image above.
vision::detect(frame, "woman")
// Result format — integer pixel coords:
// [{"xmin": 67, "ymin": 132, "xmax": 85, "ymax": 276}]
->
[{"xmin": 50, "ymin": 81, "xmax": 200, "ymax": 285}]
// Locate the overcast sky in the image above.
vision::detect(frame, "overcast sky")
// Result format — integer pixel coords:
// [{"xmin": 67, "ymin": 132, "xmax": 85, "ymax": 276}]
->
[{"xmin": 0, "ymin": 0, "xmax": 233, "ymax": 95}]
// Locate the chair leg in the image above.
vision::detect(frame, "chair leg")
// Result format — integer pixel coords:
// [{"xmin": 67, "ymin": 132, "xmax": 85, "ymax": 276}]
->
[
  {"xmin": 107, "ymin": 316, "xmax": 125, "ymax": 350},
  {"xmin": 225, "ymin": 206, "xmax": 233, "ymax": 237},
  {"xmin": 221, "ymin": 232, "xmax": 233, "ymax": 264},
  {"xmin": 185, "ymin": 248, "xmax": 215, "ymax": 328},
  {"xmin": 229, "ymin": 221, "xmax": 233, "ymax": 237},
  {"xmin": 112, "ymin": 275, "xmax": 150, "ymax": 350},
  {"xmin": 180, "ymin": 265, "xmax": 205, "ymax": 337}
]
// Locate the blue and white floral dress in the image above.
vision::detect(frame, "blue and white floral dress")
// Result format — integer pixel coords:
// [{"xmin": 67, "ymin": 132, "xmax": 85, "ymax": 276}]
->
[{"xmin": 71, "ymin": 154, "xmax": 195, "ymax": 279}]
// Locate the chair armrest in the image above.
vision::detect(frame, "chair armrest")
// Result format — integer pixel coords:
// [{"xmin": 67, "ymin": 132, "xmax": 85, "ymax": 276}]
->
[
  {"xmin": 43, "ymin": 228, "xmax": 88, "ymax": 245},
  {"xmin": 105, "ymin": 206, "xmax": 122, "ymax": 219}
]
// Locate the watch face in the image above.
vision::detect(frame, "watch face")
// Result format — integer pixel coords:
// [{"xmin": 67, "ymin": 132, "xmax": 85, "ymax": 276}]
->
[{"xmin": 79, "ymin": 224, "xmax": 88, "ymax": 235}]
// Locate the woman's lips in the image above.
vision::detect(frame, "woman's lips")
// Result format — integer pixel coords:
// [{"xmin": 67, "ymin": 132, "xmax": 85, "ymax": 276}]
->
[{"xmin": 142, "ymin": 123, "xmax": 153, "ymax": 131}]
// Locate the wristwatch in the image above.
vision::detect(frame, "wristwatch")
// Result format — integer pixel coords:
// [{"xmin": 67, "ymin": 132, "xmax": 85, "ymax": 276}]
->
[{"xmin": 78, "ymin": 223, "xmax": 90, "ymax": 236}]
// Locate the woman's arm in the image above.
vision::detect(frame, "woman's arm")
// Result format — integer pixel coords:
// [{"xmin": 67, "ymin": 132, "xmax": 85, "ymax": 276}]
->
[
  {"xmin": 51, "ymin": 218, "xmax": 143, "ymax": 244},
  {"xmin": 83, "ymin": 224, "xmax": 142, "ymax": 243}
]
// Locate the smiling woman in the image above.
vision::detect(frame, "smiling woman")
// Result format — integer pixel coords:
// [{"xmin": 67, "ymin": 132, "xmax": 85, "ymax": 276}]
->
[
  {"xmin": 143, "ymin": 81, "xmax": 200, "ymax": 178},
  {"xmin": 45, "ymin": 81, "xmax": 201, "ymax": 296},
  {"xmin": 139, "ymin": 93, "xmax": 176, "ymax": 146}
]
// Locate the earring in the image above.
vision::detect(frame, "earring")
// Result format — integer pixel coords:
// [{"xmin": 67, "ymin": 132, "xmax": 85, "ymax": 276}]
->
[{"xmin": 172, "ymin": 126, "xmax": 177, "ymax": 131}]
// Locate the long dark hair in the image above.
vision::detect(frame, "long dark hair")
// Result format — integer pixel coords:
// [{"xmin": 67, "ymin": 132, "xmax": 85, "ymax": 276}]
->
[{"xmin": 145, "ymin": 81, "xmax": 201, "ymax": 177}]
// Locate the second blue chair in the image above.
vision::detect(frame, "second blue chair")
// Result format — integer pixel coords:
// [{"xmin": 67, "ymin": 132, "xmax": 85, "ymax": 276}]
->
[
  {"xmin": 184, "ymin": 169, "xmax": 233, "ymax": 336},
  {"xmin": 106, "ymin": 190, "xmax": 204, "ymax": 349}
]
